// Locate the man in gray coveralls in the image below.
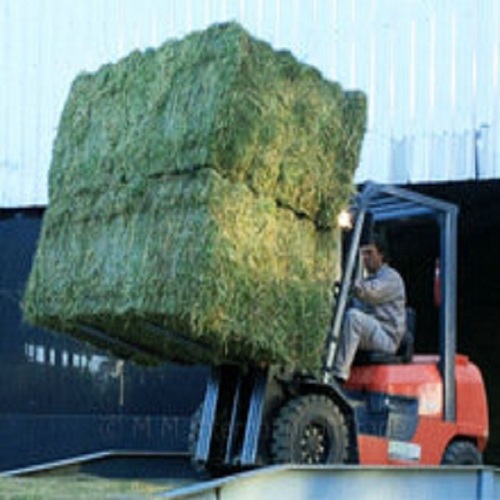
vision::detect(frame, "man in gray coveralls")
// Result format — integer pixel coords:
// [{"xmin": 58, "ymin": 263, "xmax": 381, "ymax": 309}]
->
[{"xmin": 332, "ymin": 235, "xmax": 407, "ymax": 383}]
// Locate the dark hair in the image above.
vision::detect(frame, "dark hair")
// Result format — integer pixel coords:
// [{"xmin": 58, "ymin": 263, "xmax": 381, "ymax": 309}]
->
[{"xmin": 371, "ymin": 233, "xmax": 388, "ymax": 258}]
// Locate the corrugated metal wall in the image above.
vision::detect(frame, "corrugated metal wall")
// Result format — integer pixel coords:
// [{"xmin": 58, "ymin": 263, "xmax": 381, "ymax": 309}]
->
[
  {"xmin": 351, "ymin": 0, "xmax": 500, "ymax": 184},
  {"xmin": 1, "ymin": 0, "xmax": 499, "ymax": 207}
]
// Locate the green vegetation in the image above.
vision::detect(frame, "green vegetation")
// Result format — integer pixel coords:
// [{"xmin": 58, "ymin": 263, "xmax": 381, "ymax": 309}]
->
[
  {"xmin": 0, "ymin": 475, "xmax": 184, "ymax": 499},
  {"xmin": 23, "ymin": 22, "xmax": 366, "ymax": 370}
]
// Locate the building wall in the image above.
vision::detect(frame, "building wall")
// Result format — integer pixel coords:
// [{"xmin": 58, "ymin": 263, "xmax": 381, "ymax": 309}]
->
[
  {"xmin": 2, "ymin": 1, "xmax": 499, "ymax": 468},
  {"xmin": 1, "ymin": 0, "xmax": 499, "ymax": 207}
]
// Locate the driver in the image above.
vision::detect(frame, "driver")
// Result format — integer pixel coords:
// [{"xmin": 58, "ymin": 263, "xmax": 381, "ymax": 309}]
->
[{"xmin": 332, "ymin": 235, "xmax": 406, "ymax": 384}]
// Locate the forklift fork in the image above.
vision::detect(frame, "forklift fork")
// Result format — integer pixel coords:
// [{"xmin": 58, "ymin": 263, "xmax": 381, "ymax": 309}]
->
[{"xmin": 194, "ymin": 365, "xmax": 269, "ymax": 469}]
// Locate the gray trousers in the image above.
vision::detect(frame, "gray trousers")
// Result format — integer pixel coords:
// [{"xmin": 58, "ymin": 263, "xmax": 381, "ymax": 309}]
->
[{"xmin": 332, "ymin": 308, "xmax": 398, "ymax": 381}]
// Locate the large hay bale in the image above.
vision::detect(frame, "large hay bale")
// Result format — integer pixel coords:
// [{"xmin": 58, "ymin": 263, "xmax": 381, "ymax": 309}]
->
[
  {"xmin": 25, "ymin": 169, "xmax": 338, "ymax": 368},
  {"xmin": 50, "ymin": 21, "xmax": 366, "ymax": 228},
  {"xmin": 24, "ymin": 22, "xmax": 367, "ymax": 370}
]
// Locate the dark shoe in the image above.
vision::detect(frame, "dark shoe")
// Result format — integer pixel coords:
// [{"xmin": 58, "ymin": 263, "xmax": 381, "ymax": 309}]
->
[{"xmin": 329, "ymin": 376, "xmax": 346, "ymax": 392}]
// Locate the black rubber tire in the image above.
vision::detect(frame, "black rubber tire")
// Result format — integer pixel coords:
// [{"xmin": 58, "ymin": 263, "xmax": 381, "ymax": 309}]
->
[
  {"xmin": 441, "ymin": 440, "xmax": 483, "ymax": 465},
  {"xmin": 271, "ymin": 394, "xmax": 349, "ymax": 464}
]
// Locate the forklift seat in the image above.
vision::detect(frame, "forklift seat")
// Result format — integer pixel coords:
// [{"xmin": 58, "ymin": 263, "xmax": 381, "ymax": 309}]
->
[{"xmin": 354, "ymin": 307, "xmax": 416, "ymax": 365}]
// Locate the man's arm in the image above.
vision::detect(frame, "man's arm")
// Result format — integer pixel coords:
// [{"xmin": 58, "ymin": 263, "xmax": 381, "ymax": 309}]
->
[{"xmin": 353, "ymin": 267, "xmax": 404, "ymax": 305}]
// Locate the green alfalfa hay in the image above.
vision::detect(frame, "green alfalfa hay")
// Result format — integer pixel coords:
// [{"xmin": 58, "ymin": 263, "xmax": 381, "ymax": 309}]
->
[
  {"xmin": 50, "ymin": 21, "xmax": 366, "ymax": 229},
  {"xmin": 24, "ymin": 169, "xmax": 339, "ymax": 369},
  {"xmin": 24, "ymin": 21, "xmax": 367, "ymax": 368}
]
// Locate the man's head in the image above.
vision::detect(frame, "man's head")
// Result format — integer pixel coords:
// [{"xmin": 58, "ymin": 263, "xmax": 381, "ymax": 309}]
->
[{"xmin": 360, "ymin": 234, "xmax": 387, "ymax": 274}]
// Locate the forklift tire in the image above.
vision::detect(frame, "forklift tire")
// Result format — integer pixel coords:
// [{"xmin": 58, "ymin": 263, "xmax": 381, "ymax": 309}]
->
[
  {"xmin": 441, "ymin": 440, "xmax": 483, "ymax": 465},
  {"xmin": 271, "ymin": 394, "xmax": 349, "ymax": 465}
]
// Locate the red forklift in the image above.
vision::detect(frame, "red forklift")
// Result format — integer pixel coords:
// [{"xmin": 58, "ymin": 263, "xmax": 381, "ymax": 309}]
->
[{"xmin": 191, "ymin": 182, "xmax": 489, "ymax": 470}]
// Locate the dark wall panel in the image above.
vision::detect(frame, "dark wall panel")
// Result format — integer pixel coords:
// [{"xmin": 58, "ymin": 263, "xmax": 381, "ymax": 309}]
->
[
  {"xmin": 0, "ymin": 210, "xmax": 207, "ymax": 471},
  {"xmin": 410, "ymin": 180, "xmax": 500, "ymax": 465}
]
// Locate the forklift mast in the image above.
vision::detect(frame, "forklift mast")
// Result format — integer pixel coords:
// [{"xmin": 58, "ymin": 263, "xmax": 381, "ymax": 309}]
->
[{"xmin": 322, "ymin": 182, "xmax": 459, "ymax": 422}]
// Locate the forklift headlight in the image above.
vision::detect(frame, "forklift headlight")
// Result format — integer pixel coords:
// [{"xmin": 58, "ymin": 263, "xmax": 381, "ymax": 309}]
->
[{"xmin": 337, "ymin": 210, "xmax": 352, "ymax": 229}]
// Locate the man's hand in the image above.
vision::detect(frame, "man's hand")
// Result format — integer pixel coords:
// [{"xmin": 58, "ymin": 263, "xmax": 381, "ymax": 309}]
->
[{"xmin": 352, "ymin": 279, "xmax": 363, "ymax": 297}]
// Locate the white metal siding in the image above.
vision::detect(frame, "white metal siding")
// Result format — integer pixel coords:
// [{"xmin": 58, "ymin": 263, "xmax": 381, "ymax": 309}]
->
[
  {"xmin": 334, "ymin": 0, "xmax": 500, "ymax": 185},
  {"xmin": 1, "ymin": 0, "xmax": 499, "ymax": 207}
]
